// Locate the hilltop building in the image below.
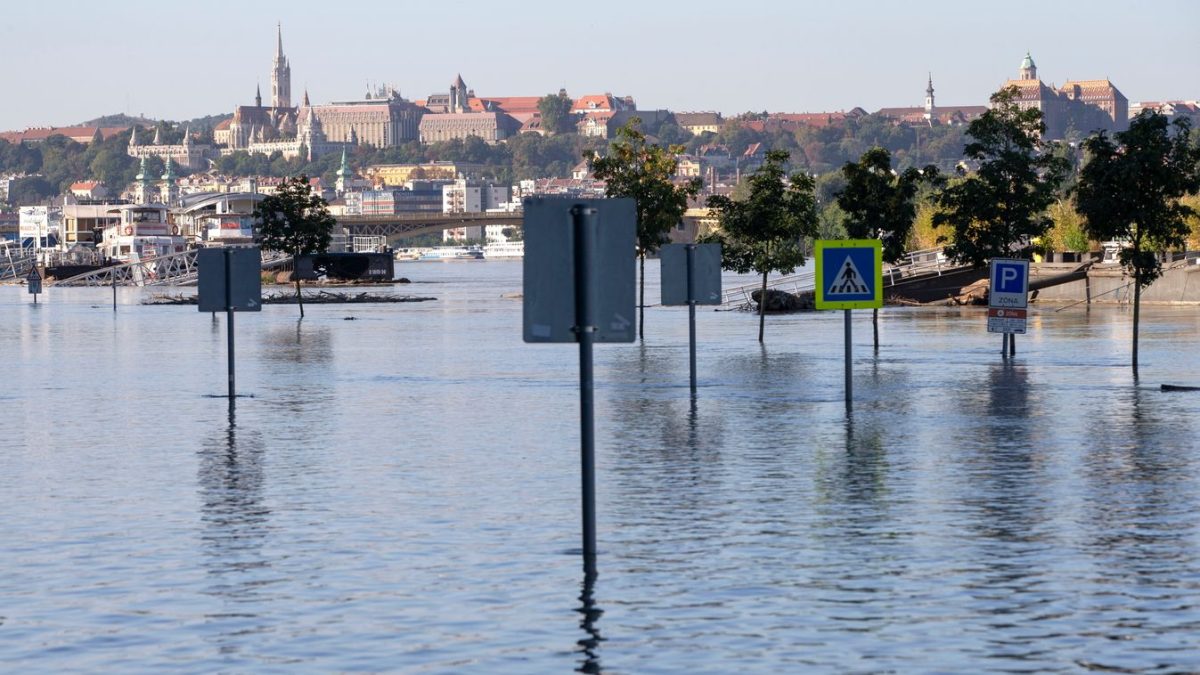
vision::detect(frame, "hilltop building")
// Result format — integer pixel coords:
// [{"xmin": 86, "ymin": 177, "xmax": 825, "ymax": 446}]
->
[
  {"xmin": 1000, "ymin": 52, "xmax": 1127, "ymax": 138},
  {"xmin": 875, "ymin": 74, "xmax": 987, "ymax": 126}
]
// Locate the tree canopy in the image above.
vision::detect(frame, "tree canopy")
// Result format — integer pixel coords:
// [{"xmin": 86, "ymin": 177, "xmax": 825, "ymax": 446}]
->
[
  {"xmin": 933, "ymin": 87, "xmax": 1069, "ymax": 267},
  {"xmin": 837, "ymin": 147, "xmax": 940, "ymax": 264},
  {"xmin": 1075, "ymin": 112, "xmax": 1200, "ymax": 370},
  {"xmin": 253, "ymin": 174, "xmax": 336, "ymax": 317},
  {"xmin": 537, "ymin": 92, "xmax": 576, "ymax": 135},
  {"xmin": 703, "ymin": 149, "xmax": 819, "ymax": 342},
  {"xmin": 589, "ymin": 117, "xmax": 701, "ymax": 338}
]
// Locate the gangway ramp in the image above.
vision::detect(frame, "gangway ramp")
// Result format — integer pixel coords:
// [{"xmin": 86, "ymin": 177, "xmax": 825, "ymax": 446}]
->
[{"xmin": 51, "ymin": 249, "xmax": 292, "ymax": 287}]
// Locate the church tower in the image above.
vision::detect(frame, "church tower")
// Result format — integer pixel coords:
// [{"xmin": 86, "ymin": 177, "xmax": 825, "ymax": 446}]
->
[
  {"xmin": 160, "ymin": 159, "xmax": 179, "ymax": 206},
  {"xmin": 271, "ymin": 23, "xmax": 291, "ymax": 108},
  {"xmin": 1019, "ymin": 52, "xmax": 1037, "ymax": 81},
  {"xmin": 335, "ymin": 148, "xmax": 350, "ymax": 194},
  {"xmin": 924, "ymin": 73, "xmax": 935, "ymax": 122},
  {"xmin": 135, "ymin": 157, "xmax": 152, "ymax": 204},
  {"xmin": 450, "ymin": 74, "xmax": 468, "ymax": 113}
]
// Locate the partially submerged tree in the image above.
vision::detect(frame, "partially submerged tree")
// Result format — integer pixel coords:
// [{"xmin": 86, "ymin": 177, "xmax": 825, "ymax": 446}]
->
[
  {"xmin": 588, "ymin": 118, "xmax": 701, "ymax": 339},
  {"xmin": 253, "ymin": 174, "xmax": 336, "ymax": 318},
  {"xmin": 1075, "ymin": 112, "xmax": 1200, "ymax": 372},
  {"xmin": 837, "ymin": 147, "xmax": 941, "ymax": 349},
  {"xmin": 703, "ymin": 149, "xmax": 819, "ymax": 342},
  {"xmin": 935, "ymin": 86, "xmax": 1069, "ymax": 267}
]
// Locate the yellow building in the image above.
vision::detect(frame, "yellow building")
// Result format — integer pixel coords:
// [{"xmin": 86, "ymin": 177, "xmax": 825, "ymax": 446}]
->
[{"xmin": 364, "ymin": 162, "xmax": 484, "ymax": 186}]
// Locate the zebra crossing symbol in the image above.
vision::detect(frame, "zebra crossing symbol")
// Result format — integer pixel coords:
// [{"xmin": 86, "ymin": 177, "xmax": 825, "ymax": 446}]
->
[
  {"xmin": 814, "ymin": 239, "xmax": 882, "ymax": 310},
  {"xmin": 828, "ymin": 257, "xmax": 869, "ymax": 295}
]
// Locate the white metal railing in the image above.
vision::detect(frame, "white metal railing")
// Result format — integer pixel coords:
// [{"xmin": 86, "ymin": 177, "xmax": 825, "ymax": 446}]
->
[
  {"xmin": 720, "ymin": 246, "xmax": 950, "ymax": 308},
  {"xmin": 51, "ymin": 249, "xmax": 293, "ymax": 287},
  {"xmin": 1, "ymin": 246, "xmax": 38, "ymax": 280}
]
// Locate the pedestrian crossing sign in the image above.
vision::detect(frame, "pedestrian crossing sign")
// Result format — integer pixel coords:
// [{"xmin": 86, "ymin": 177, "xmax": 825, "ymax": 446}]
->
[{"xmin": 814, "ymin": 239, "xmax": 882, "ymax": 310}]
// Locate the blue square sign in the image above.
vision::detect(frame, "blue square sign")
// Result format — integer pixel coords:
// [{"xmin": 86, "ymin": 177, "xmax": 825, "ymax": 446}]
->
[
  {"xmin": 989, "ymin": 259, "xmax": 1029, "ymax": 309},
  {"xmin": 814, "ymin": 239, "xmax": 882, "ymax": 310}
]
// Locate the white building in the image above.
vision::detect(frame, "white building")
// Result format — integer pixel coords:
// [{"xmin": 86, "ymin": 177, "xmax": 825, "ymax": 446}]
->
[{"xmin": 442, "ymin": 179, "xmax": 512, "ymax": 241}]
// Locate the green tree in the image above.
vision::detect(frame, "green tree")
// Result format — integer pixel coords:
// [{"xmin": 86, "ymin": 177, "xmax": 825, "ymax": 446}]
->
[
  {"xmin": 837, "ymin": 147, "xmax": 941, "ymax": 349},
  {"xmin": 1075, "ymin": 112, "xmax": 1200, "ymax": 372},
  {"xmin": 933, "ymin": 87, "xmax": 1069, "ymax": 267},
  {"xmin": 702, "ymin": 150, "xmax": 819, "ymax": 342},
  {"xmin": 537, "ymin": 91, "xmax": 576, "ymax": 135},
  {"xmin": 253, "ymin": 175, "xmax": 336, "ymax": 319},
  {"xmin": 589, "ymin": 117, "xmax": 701, "ymax": 339}
]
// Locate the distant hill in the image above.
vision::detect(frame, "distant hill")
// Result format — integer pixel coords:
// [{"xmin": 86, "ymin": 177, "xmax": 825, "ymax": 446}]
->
[
  {"xmin": 80, "ymin": 113, "xmax": 157, "ymax": 128},
  {"xmin": 79, "ymin": 112, "xmax": 232, "ymax": 131}
]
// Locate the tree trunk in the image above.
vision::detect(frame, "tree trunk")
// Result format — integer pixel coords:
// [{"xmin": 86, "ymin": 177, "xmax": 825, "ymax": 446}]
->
[
  {"xmin": 638, "ymin": 253, "xmax": 645, "ymax": 341},
  {"xmin": 294, "ymin": 254, "xmax": 305, "ymax": 319},
  {"xmin": 872, "ymin": 308, "xmax": 879, "ymax": 352},
  {"xmin": 1132, "ymin": 270, "xmax": 1140, "ymax": 373},
  {"xmin": 758, "ymin": 271, "xmax": 768, "ymax": 343}
]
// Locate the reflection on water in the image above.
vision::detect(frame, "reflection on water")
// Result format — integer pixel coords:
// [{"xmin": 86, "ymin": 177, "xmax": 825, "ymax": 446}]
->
[
  {"xmin": 4, "ymin": 275, "xmax": 1200, "ymax": 672},
  {"xmin": 575, "ymin": 569, "xmax": 604, "ymax": 674},
  {"xmin": 197, "ymin": 403, "xmax": 273, "ymax": 657}
]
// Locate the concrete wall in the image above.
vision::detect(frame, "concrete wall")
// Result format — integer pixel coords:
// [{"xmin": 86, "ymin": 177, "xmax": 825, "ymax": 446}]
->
[{"xmin": 1031, "ymin": 262, "xmax": 1200, "ymax": 305}]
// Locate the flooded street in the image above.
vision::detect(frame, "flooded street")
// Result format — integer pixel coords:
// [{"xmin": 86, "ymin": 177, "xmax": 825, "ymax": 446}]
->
[{"xmin": 2, "ymin": 260, "xmax": 1199, "ymax": 672}]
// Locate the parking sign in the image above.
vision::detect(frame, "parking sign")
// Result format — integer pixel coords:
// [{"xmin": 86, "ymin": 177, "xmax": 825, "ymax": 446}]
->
[{"xmin": 989, "ymin": 259, "xmax": 1029, "ymax": 309}]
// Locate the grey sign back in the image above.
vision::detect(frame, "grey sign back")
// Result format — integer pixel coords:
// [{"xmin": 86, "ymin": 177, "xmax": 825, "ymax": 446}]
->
[
  {"xmin": 660, "ymin": 243, "xmax": 722, "ymax": 305},
  {"xmin": 523, "ymin": 197, "xmax": 636, "ymax": 343},
  {"xmin": 198, "ymin": 247, "xmax": 263, "ymax": 312}
]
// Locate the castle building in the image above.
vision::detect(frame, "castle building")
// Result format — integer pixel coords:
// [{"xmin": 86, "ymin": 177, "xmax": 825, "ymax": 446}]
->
[
  {"xmin": 1000, "ymin": 52, "xmax": 1127, "ymax": 138},
  {"xmin": 127, "ymin": 125, "xmax": 212, "ymax": 170},
  {"xmin": 310, "ymin": 88, "xmax": 424, "ymax": 148}
]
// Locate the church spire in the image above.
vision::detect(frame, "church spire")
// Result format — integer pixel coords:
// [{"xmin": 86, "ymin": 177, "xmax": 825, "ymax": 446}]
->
[
  {"xmin": 271, "ymin": 23, "xmax": 292, "ymax": 108},
  {"xmin": 924, "ymin": 72, "xmax": 935, "ymax": 122},
  {"xmin": 256, "ymin": 83, "xmax": 262, "ymax": 107},
  {"xmin": 303, "ymin": 88, "xmax": 310, "ymax": 107}
]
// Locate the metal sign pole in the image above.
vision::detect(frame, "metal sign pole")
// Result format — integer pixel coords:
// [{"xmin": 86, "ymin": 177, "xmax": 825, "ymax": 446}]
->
[
  {"xmin": 686, "ymin": 244, "xmax": 697, "ymax": 393},
  {"xmin": 844, "ymin": 309, "xmax": 852, "ymax": 408},
  {"xmin": 112, "ymin": 268, "xmax": 117, "ymax": 312},
  {"xmin": 224, "ymin": 248, "xmax": 236, "ymax": 400},
  {"xmin": 1009, "ymin": 333, "xmax": 1016, "ymax": 356},
  {"xmin": 572, "ymin": 205, "xmax": 598, "ymax": 563}
]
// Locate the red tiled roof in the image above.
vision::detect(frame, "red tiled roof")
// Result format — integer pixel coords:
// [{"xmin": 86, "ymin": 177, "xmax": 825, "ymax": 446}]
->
[{"xmin": 0, "ymin": 125, "xmax": 132, "ymax": 144}]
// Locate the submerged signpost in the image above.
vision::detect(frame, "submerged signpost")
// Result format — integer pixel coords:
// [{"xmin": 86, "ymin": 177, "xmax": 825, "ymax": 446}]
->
[
  {"xmin": 523, "ymin": 197, "xmax": 635, "ymax": 569},
  {"xmin": 26, "ymin": 266, "xmax": 41, "ymax": 303},
  {"xmin": 198, "ymin": 247, "xmax": 262, "ymax": 399},
  {"xmin": 988, "ymin": 258, "xmax": 1029, "ymax": 357},
  {"xmin": 660, "ymin": 243, "xmax": 722, "ymax": 392},
  {"xmin": 815, "ymin": 239, "xmax": 883, "ymax": 409}
]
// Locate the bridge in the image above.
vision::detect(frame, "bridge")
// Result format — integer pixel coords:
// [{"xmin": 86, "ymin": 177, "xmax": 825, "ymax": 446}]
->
[{"xmin": 337, "ymin": 212, "xmax": 523, "ymax": 245}]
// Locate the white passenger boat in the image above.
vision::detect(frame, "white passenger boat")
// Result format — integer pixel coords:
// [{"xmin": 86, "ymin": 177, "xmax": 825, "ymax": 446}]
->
[
  {"xmin": 483, "ymin": 241, "xmax": 524, "ymax": 260},
  {"xmin": 417, "ymin": 246, "xmax": 485, "ymax": 261}
]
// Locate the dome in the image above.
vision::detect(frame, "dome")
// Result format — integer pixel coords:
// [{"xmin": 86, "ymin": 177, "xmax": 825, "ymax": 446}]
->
[{"xmin": 1021, "ymin": 52, "xmax": 1035, "ymax": 69}]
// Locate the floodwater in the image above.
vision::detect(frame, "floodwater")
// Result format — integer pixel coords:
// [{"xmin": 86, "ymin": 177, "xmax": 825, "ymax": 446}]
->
[{"xmin": 2, "ymin": 260, "xmax": 1199, "ymax": 673}]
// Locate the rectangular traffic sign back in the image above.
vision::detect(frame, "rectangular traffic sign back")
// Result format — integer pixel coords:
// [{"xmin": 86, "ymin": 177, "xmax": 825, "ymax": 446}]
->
[
  {"xmin": 989, "ymin": 258, "xmax": 1029, "ymax": 309},
  {"xmin": 660, "ymin": 243, "xmax": 722, "ymax": 306},
  {"xmin": 522, "ymin": 197, "xmax": 636, "ymax": 343},
  {"xmin": 198, "ymin": 247, "xmax": 263, "ymax": 312},
  {"xmin": 814, "ymin": 239, "xmax": 882, "ymax": 310}
]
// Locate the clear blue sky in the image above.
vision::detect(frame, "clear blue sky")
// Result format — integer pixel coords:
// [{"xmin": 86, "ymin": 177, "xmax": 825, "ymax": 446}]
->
[{"xmin": 3, "ymin": 0, "xmax": 1196, "ymax": 130}]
